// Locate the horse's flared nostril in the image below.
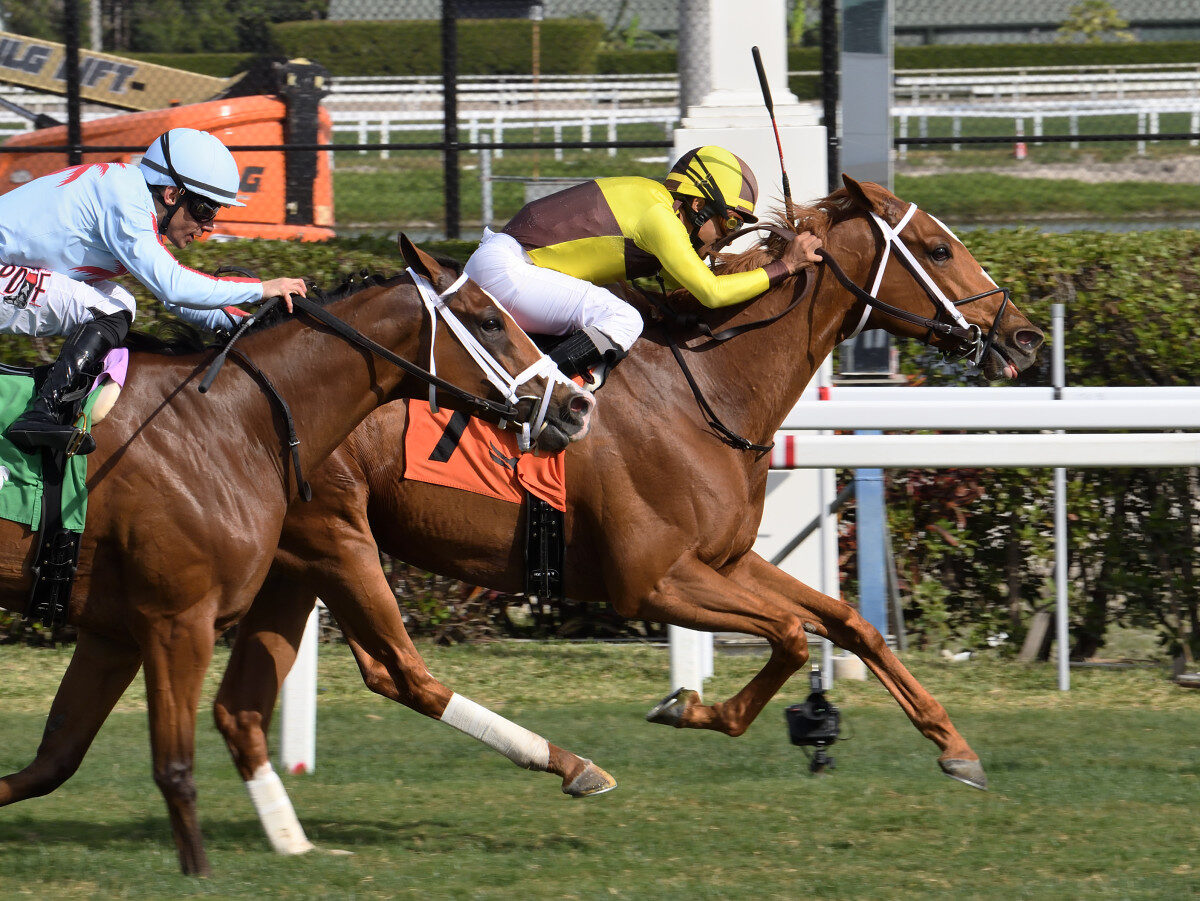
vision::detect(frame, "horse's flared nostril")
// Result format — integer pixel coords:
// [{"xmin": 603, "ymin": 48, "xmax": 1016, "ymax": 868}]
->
[
  {"xmin": 569, "ymin": 393, "xmax": 594, "ymax": 419},
  {"xmin": 1015, "ymin": 328, "xmax": 1044, "ymax": 353}
]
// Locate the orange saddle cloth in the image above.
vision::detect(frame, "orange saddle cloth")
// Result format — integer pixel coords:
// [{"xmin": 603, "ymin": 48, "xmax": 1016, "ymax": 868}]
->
[{"xmin": 402, "ymin": 400, "xmax": 566, "ymax": 511}]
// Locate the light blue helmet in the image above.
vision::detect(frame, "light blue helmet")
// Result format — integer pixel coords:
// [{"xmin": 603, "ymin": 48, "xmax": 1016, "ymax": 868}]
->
[{"xmin": 139, "ymin": 128, "xmax": 245, "ymax": 207}]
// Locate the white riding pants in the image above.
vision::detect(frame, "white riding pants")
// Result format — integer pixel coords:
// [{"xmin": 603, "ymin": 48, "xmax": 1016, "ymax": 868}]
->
[
  {"xmin": 464, "ymin": 229, "xmax": 643, "ymax": 352},
  {"xmin": 0, "ymin": 263, "xmax": 135, "ymax": 337}
]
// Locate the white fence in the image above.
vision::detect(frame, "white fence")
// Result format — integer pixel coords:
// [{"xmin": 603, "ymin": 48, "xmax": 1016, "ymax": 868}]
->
[
  {"xmin": 895, "ymin": 63, "xmax": 1200, "ymax": 105},
  {"xmin": 896, "ymin": 97, "xmax": 1200, "ymax": 156}
]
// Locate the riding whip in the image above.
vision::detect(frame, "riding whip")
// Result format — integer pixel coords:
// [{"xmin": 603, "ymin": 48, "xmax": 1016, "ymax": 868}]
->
[{"xmin": 751, "ymin": 45, "xmax": 794, "ymax": 224}]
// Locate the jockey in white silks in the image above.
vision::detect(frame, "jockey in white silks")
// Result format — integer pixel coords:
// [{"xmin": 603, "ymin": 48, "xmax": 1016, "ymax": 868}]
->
[{"xmin": 0, "ymin": 127, "xmax": 308, "ymax": 455}]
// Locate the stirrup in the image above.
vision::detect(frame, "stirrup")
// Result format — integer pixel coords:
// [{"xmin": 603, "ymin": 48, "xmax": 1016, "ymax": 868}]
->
[{"xmin": 4, "ymin": 420, "xmax": 94, "ymax": 456}]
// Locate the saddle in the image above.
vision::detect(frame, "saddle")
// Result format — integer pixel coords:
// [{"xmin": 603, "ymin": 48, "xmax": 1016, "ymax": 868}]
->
[{"xmin": 0, "ymin": 357, "xmax": 123, "ymax": 628}]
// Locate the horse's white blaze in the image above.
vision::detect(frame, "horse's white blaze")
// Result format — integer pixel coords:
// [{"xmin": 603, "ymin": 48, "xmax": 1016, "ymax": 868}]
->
[
  {"xmin": 441, "ymin": 692, "xmax": 551, "ymax": 771},
  {"xmin": 928, "ymin": 212, "xmax": 998, "ymax": 288},
  {"xmin": 245, "ymin": 763, "xmax": 315, "ymax": 855}
]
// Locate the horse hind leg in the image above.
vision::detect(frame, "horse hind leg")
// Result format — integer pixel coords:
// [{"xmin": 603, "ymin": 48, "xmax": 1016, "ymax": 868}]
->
[
  {"xmin": 0, "ymin": 630, "xmax": 140, "ymax": 807},
  {"xmin": 342, "ymin": 634, "xmax": 617, "ymax": 798},
  {"xmin": 301, "ymin": 535, "xmax": 615, "ymax": 796}
]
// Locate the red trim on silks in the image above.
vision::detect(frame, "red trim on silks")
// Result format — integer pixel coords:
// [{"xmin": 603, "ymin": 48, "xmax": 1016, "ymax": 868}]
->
[
  {"xmin": 72, "ymin": 264, "xmax": 127, "ymax": 283},
  {"xmin": 224, "ymin": 306, "xmax": 250, "ymax": 319},
  {"xmin": 54, "ymin": 162, "xmax": 113, "ymax": 186}
]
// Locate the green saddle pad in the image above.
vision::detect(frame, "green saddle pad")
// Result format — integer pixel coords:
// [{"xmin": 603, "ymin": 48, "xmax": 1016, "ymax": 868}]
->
[{"xmin": 0, "ymin": 371, "xmax": 99, "ymax": 533}]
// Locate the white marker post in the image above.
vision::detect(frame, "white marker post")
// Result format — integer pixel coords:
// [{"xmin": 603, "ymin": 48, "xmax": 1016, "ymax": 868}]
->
[{"xmin": 279, "ymin": 602, "xmax": 320, "ymax": 774}]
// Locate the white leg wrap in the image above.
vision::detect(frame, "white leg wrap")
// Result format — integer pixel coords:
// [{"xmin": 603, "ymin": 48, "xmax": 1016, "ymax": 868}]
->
[
  {"xmin": 441, "ymin": 693, "xmax": 551, "ymax": 771},
  {"xmin": 245, "ymin": 764, "xmax": 315, "ymax": 855}
]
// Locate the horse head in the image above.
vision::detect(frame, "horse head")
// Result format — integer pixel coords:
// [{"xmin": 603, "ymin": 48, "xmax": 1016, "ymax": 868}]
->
[
  {"xmin": 399, "ymin": 236, "xmax": 594, "ymax": 452},
  {"xmin": 813, "ymin": 175, "xmax": 1044, "ymax": 381}
]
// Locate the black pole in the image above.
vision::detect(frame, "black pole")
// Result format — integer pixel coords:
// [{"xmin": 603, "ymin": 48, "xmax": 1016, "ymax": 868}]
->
[
  {"xmin": 63, "ymin": 0, "xmax": 82, "ymax": 166},
  {"xmin": 441, "ymin": 0, "xmax": 460, "ymax": 240},
  {"xmin": 820, "ymin": 0, "xmax": 839, "ymax": 193}
]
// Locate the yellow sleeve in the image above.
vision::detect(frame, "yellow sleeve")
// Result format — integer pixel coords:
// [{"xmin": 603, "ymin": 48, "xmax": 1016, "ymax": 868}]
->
[{"xmin": 634, "ymin": 202, "xmax": 771, "ymax": 309}]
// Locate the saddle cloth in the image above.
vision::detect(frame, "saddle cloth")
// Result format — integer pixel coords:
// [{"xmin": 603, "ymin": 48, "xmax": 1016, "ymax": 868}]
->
[
  {"xmin": 403, "ymin": 399, "xmax": 566, "ymax": 512},
  {"xmin": 0, "ymin": 349, "xmax": 128, "ymax": 531}
]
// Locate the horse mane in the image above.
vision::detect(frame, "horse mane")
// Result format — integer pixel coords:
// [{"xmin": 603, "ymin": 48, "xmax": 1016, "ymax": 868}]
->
[
  {"xmin": 124, "ymin": 267, "xmax": 428, "ymax": 355},
  {"xmin": 713, "ymin": 187, "xmax": 860, "ymax": 278}
]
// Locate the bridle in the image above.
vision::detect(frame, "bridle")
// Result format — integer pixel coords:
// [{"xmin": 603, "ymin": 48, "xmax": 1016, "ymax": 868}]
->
[
  {"xmin": 200, "ymin": 268, "xmax": 571, "ymax": 498},
  {"xmin": 656, "ymin": 204, "xmax": 1012, "ymax": 453},
  {"xmin": 407, "ymin": 268, "xmax": 575, "ymax": 453},
  {"xmin": 818, "ymin": 201, "xmax": 1011, "ymax": 367}
]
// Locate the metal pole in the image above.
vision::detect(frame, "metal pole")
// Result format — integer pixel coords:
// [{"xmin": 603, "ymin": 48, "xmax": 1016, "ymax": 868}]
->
[
  {"xmin": 63, "ymin": 0, "xmax": 83, "ymax": 166},
  {"xmin": 854, "ymin": 451, "xmax": 890, "ymax": 640},
  {"xmin": 819, "ymin": 366, "xmax": 837, "ymax": 690},
  {"xmin": 89, "ymin": 0, "xmax": 102, "ymax": 51},
  {"xmin": 1053, "ymin": 302, "xmax": 1069, "ymax": 691},
  {"xmin": 480, "ymin": 143, "xmax": 492, "ymax": 227},
  {"xmin": 441, "ymin": 0, "xmax": 460, "ymax": 239},
  {"xmin": 819, "ymin": 0, "xmax": 839, "ymax": 192}
]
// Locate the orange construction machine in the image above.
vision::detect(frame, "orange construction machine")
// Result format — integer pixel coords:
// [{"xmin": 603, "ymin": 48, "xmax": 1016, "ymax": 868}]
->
[{"xmin": 0, "ymin": 32, "xmax": 334, "ymax": 241}]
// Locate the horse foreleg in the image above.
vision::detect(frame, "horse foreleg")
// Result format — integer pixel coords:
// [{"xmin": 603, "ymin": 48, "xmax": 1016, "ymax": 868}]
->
[
  {"xmin": 213, "ymin": 571, "xmax": 315, "ymax": 855},
  {"xmin": 138, "ymin": 609, "xmax": 217, "ymax": 876},
  {"xmin": 735, "ymin": 552, "xmax": 986, "ymax": 789},
  {"xmin": 633, "ymin": 553, "xmax": 811, "ymax": 737},
  {"xmin": 0, "ymin": 629, "xmax": 140, "ymax": 806},
  {"xmin": 321, "ymin": 559, "xmax": 616, "ymax": 798}
]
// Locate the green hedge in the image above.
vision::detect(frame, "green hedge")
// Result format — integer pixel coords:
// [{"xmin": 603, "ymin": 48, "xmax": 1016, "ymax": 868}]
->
[
  {"xmin": 123, "ymin": 52, "xmax": 256, "ymax": 78},
  {"xmin": 136, "ymin": 38, "xmax": 1200, "ymax": 80},
  {"xmin": 268, "ymin": 18, "xmax": 606, "ymax": 76}
]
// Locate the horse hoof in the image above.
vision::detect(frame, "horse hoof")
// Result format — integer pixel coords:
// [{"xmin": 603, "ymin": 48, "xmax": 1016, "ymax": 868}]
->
[
  {"xmin": 562, "ymin": 759, "xmax": 618, "ymax": 797},
  {"xmin": 940, "ymin": 758, "xmax": 988, "ymax": 791},
  {"xmin": 645, "ymin": 688, "xmax": 698, "ymax": 727}
]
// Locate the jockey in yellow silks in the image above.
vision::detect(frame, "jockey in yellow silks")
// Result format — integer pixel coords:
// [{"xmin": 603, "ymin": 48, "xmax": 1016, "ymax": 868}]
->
[{"xmin": 464, "ymin": 145, "xmax": 822, "ymax": 386}]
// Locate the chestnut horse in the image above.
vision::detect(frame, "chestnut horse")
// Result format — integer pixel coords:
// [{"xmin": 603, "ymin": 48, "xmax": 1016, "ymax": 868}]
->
[
  {"xmin": 214, "ymin": 178, "xmax": 1045, "ymax": 850},
  {"xmin": 0, "ymin": 241, "xmax": 595, "ymax": 875}
]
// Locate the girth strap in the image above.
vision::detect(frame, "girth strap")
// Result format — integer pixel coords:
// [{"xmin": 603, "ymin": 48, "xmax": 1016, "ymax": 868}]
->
[{"xmin": 225, "ymin": 346, "xmax": 312, "ymax": 502}]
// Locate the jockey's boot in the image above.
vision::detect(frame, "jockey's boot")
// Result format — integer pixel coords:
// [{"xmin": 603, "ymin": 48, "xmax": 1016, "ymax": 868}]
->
[
  {"xmin": 4, "ymin": 315, "xmax": 124, "ymax": 456},
  {"xmin": 549, "ymin": 326, "xmax": 627, "ymax": 391}
]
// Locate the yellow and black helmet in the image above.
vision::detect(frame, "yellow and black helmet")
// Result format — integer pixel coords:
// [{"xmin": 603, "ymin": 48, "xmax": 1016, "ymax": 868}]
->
[{"xmin": 664, "ymin": 146, "xmax": 759, "ymax": 229}]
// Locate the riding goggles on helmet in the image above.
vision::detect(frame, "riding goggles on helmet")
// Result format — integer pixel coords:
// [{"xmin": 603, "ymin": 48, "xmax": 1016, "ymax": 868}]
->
[{"xmin": 185, "ymin": 192, "xmax": 221, "ymax": 223}]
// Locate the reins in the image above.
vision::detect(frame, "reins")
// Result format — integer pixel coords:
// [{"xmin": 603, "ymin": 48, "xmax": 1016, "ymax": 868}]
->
[{"xmin": 199, "ymin": 270, "xmax": 545, "ymax": 498}]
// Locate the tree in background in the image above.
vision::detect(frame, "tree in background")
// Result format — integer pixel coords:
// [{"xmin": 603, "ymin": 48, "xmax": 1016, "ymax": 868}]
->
[
  {"xmin": 787, "ymin": 0, "xmax": 819, "ymax": 49},
  {"xmin": 87, "ymin": 0, "xmax": 327, "ymax": 53},
  {"xmin": 1055, "ymin": 0, "xmax": 1135, "ymax": 44}
]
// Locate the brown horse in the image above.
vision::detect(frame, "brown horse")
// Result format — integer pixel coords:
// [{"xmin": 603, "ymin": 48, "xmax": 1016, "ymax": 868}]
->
[
  {"xmin": 0, "ymin": 241, "xmax": 594, "ymax": 875},
  {"xmin": 213, "ymin": 177, "xmax": 1045, "ymax": 849}
]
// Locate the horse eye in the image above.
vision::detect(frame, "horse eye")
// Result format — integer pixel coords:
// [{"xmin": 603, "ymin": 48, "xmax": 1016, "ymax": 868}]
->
[
  {"xmin": 480, "ymin": 316, "xmax": 504, "ymax": 333},
  {"xmin": 930, "ymin": 244, "xmax": 952, "ymax": 263}
]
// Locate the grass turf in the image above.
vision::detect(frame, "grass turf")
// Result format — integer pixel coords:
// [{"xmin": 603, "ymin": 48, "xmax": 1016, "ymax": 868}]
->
[{"xmin": 0, "ymin": 642, "xmax": 1197, "ymax": 898}]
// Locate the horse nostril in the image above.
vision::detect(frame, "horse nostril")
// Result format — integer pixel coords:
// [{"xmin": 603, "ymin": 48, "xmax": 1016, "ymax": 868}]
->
[
  {"xmin": 569, "ymin": 394, "xmax": 593, "ymax": 418},
  {"xmin": 1015, "ymin": 328, "xmax": 1044, "ymax": 352}
]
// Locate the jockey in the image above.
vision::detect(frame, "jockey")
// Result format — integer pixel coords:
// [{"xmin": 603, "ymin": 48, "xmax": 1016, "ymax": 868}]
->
[
  {"xmin": 0, "ymin": 127, "xmax": 307, "ymax": 455},
  {"xmin": 463, "ymin": 145, "xmax": 822, "ymax": 386}
]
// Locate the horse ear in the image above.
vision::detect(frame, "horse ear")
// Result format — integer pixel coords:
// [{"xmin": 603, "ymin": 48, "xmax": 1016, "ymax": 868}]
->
[
  {"xmin": 398, "ymin": 234, "xmax": 455, "ymax": 292},
  {"xmin": 841, "ymin": 174, "xmax": 903, "ymax": 222},
  {"xmin": 841, "ymin": 174, "xmax": 878, "ymax": 212}
]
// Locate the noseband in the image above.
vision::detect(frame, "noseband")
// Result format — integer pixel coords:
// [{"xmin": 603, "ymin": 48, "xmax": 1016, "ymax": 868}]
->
[
  {"xmin": 408, "ymin": 268, "xmax": 574, "ymax": 452},
  {"xmin": 819, "ymin": 202, "xmax": 1011, "ymax": 367}
]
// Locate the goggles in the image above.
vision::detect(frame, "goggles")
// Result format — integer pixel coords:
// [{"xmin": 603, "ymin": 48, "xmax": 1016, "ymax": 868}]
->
[{"xmin": 185, "ymin": 192, "xmax": 222, "ymax": 223}]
